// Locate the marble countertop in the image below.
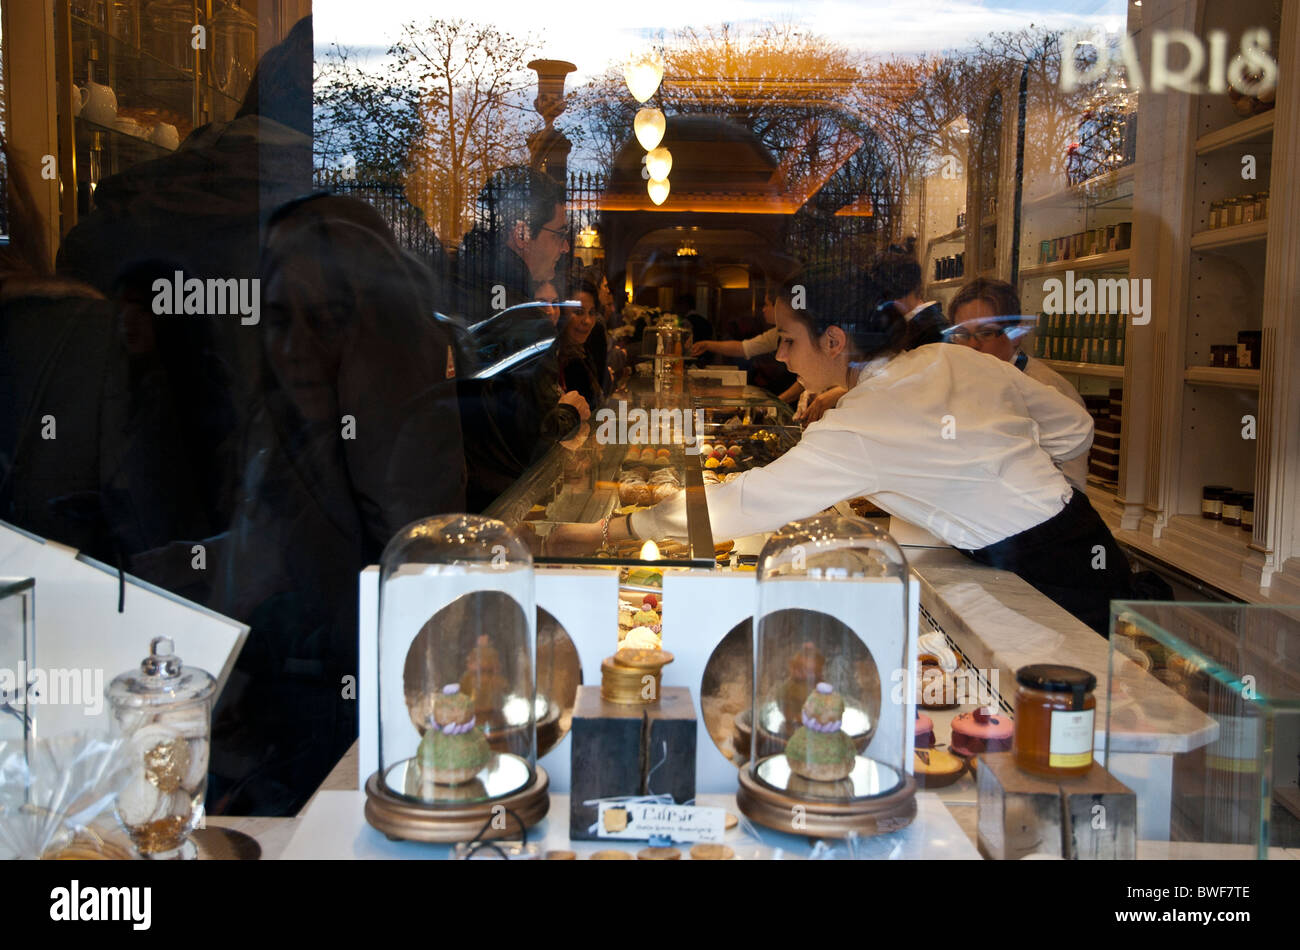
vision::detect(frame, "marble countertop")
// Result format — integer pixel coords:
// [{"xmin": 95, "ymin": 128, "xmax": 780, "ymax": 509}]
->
[{"xmin": 907, "ymin": 549, "xmax": 1218, "ymax": 755}]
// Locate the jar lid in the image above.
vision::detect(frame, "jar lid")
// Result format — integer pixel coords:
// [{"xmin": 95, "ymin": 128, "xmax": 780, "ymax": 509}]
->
[
  {"xmin": 1239, "ymin": 492, "xmax": 1255, "ymax": 503},
  {"xmin": 108, "ymin": 636, "xmax": 215, "ymax": 709},
  {"xmin": 1016, "ymin": 664, "xmax": 1096, "ymax": 693},
  {"xmin": 1202, "ymin": 484, "xmax": 1232, "ymax": 496}
]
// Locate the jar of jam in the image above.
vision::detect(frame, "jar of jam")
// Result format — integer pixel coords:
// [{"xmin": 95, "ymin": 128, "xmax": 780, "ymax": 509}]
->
[
  {"xmin": 1240, "ymin": 492, "xmax": 1255, "ymax": 533},
  {"xmin": 1012, "ymin": 664, "xmax": 1097, "ymax": 778},
  {"xmin": 1221, "ymin": 491, "xmax": 1244, "ymax": 527},
  {"xmin": 1202, "ymin": 484, "xmax": 1231, "ymax": 520}
]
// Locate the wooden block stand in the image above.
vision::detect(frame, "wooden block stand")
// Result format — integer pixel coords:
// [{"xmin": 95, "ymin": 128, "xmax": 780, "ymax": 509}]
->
[
  {"xmin": 977, "ymin": 752, "xmax": 1136, "ymax": 859},
  {"xmin": 569, "ymin": 685, "xmax": 697, "ymax": 841}
]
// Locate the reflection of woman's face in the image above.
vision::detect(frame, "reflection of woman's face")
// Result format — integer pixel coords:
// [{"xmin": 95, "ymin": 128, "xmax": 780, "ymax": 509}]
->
[
  {"xmin": 263, "ymin": 263, "xmax": 337, "ymax": 422},
  {"xmin": 535, "ymin": 281, "xmax": 560, "ymax": 326},
  {"xmin": 565, "ymin": 292, "xmax": 598, "ymax": 346}
]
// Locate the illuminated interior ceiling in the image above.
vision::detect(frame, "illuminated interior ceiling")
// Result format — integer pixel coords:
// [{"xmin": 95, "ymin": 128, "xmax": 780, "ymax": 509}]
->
[{"xmin": 601, "ymin": 115, "xmax": 790, "ymax": 214}]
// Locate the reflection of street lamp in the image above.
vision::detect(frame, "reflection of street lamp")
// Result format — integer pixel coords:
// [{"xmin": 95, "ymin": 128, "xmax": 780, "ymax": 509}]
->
[
  {"xmin": 624, "ymin": 52, "xmax": 664, "ymax": 103},
  {"xmin": 575, "ymin": 226, "xmax": 601, "ymax": 266},
  {"xmin": 635, "ymin": 107, "xmax": 667, "ymax": 150},
  {"xmin": 527, "ymin": 59, "xmax": 577, "ymax": 178}
]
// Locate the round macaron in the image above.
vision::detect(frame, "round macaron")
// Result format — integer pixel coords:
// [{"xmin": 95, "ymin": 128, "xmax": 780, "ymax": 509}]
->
[{"xmin": 949, "ymin": 707, "xmax": 1014, "ymax": 758}]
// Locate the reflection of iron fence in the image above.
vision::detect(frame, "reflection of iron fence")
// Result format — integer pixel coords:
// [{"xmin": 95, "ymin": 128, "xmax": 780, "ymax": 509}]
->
[
  {"xmin": 311, "ymin": 170, "xmax": 449, "ymax": 285},
  {"xmin": 786, "ymin": 186, "xmax": 894, "ymax": 284},
  {"xmin": 308, "ymin": 167, "xmax": 901, "ymax": 304}
]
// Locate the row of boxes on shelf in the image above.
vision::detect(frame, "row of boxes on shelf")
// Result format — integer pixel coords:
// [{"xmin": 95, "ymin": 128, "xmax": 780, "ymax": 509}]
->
[
  {"xmin": 1200, "ymin": 485, "xmax": 1255, "ymax": 532},
  {"xmin": 1207, "ymin": 192, "xmax": 1270, "ymax": 230},
  {"xmin": 1085, "ymin": 388, "xmax": 1122, "ymax": 486},
  {"xmin": 1036, "ymin": 222, "xmax": 1132, "ymax": 264},
  {"xmin": 1207, "ymin": 330, "xmax": 1262, "ymax": 369},
  {"xmin": 934, "ymin": 253, "xmax": 965, "ymax": 281},
  {"xmin": 1032, "ymin": 311, "xmax": 1127, "ymax": 366}
]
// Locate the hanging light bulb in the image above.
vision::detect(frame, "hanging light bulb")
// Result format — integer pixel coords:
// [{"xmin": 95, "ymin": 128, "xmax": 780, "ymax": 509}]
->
[
  {"xmin": 634, "ymin": 107, "xmax": 667, "ymax": 150},
  {"xmin": 624, "ymin": 52, "xmax": 664, "ymax": 103},
  {"xmin": 645, "ymin": 147, "xmax": 673, "ymax": 181},
  {"xmin": 647, "ymin": 178, "xmax": 670, "ymax": 206}
]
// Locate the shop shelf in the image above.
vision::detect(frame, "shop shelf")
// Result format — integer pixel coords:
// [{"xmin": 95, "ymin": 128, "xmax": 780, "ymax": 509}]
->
[
  {"xmin": 1195, "ymin": 110, "xmax": 1276, "ymax": 155},
  {"xmin": 1020, "ymin": 164, "xmax": 1135, "ymax": 210},
  {"xmin": 1038, "ymin": 359, "xmax": 1125, "ymax": 379},
  {"xmin": 1019, "ymin": 249, "xmax": 1130, "ymax": 279},
  {"xmin": 1190, "ymin": 219, "xmax": 1269, "ymax": 251},
  {"xmin": 1183, "ymin": 366, "xmax": 1261, "ymax": 390}
]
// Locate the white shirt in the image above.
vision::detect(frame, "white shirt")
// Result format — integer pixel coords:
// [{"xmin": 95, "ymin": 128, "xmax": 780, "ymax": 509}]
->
[
  {"xmin": 1022, "ymin": 355, "xmax": 1089, "ymax": 493},
  {"xmin": 741, "ymin": 326, "xmax": 779, "ymax": 359},
  {"xmin": 633, "ymin": 343, "xmax": 1094, "ymax": 550}
]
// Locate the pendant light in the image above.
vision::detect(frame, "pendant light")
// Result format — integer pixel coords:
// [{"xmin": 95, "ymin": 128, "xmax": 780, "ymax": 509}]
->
[
  {"xmin": 624, "ymin": 53, "xmax": 664, "ymax": 103},
  {"xmin": 634, "ymin": 107, "xmax": 666, "ymax": 150},
  {"xmin": 645, "ymin": 147, "xmax": 673, "ymax": 181},
  {"xmin": 647, "ymin": 178, "xmax": 671, "ymax": 206}
]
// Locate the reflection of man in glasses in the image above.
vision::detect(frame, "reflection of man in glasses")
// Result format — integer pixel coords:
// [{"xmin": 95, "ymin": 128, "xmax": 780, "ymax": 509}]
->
[{"xmin": 947, "ymin": 278, "xmax": 1087, "ymax": 491}]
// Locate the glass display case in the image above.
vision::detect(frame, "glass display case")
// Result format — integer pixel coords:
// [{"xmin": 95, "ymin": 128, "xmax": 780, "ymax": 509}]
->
[
  {"xmin": 484, "ymin": 376, "xmax": 801, "ymax": 567},
  {"xmin": 366, "ymin": 514, "xmax": 549, "ymax": 842},
  {"xmin": 0, "ymin": 579, "xmax": 35, "ymax": 750},
  {"xmin": 1109, "ymin": 601, "xmax": 1300, "ymax": 858},
  {"xmin": 738, "ymin": 514, "xmax": 916, "ymax": 837}
]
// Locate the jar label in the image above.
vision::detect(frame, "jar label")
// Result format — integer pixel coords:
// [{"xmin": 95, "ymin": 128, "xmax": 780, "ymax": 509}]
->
[
  {"xmin": 1207, "ymin": 713, "xmax": 1260, "ymax": 773},
  {"xmin": 1048, "ymin": 708, "xmax": 1094, "ymax": 768}
]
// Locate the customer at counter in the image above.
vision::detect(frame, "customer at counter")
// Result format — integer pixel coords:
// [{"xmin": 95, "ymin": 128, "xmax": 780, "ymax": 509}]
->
[
  {"xmin": 947, "ymin": 278, "xmax": 1087, "ymax": 492},
  {"xmin": 558, "ymin": 281, "xmax": 613, "ymax": 409},
  {"xmin": 551, "ymin": 271, "xmax": 1132, "ymax": 635}
]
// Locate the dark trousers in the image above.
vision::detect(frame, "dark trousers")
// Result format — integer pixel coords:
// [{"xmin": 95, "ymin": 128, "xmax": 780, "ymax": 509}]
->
[{"xmin": 959, "ymin": 491, "xmax": 1132, "ymax": 636}]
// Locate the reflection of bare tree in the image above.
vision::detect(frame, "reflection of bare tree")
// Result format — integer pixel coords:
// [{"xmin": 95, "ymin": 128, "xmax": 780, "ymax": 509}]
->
[{"xmin": 314, "ymin": 19, "xmax": 541, "ymax": 248}]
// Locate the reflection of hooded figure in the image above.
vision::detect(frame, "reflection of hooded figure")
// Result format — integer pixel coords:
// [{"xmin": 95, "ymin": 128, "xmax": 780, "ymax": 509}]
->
[
  {"xmin": 55, "ymin": 17, "xmax": 316, "ymax": 537},
  {"xmin": 208, "ymin": 195, "xmax": 466, "ymax": 815}
]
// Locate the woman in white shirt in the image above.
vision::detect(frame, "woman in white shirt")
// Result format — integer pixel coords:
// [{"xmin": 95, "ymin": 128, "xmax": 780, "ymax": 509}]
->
[{"xmin": 551, "ymin": 273, "xmax": 1133, "ymax": 634}]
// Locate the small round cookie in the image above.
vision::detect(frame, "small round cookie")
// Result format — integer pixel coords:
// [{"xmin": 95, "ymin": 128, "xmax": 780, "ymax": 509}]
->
[
  {"xmin": 614, "ymin": 648, "xmax": 674, "ymax": 669},
  {"xmin": 690, "ymin": 843, "xmax": 734, "ymax": 860},
  {"xmin": 545, "ymin": 850, "xmax": 577, "ymax": 860},
  {"xmin": 590, "ymin": 850, "xmax": 634, "ymax": 860},
  {"xmin": 637, "ymin": 846, "xmax": 681, "ymax": 860},
  {"xmin": 724, "ymin": 812, "xmax": 739, "ymax": 830}
]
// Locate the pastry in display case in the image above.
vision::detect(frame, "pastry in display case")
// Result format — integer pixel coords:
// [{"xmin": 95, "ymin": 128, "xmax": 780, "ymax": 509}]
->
[
  {"xmin": 365, "ymin": 515, "xmax": 549, "ymax": 842},
  {"xmin": 738, "ymin": 514, "xmax": 917, "ymax": 837},
  {"xmin": 485, "ymin": 376, "xmax": 799, "ymax": 567}
]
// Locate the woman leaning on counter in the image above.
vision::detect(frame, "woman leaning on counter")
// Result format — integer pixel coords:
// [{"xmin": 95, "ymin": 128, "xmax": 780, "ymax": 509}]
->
[{"xmin": 550, "ymin": 271, "xmax": 1134, "ymax": 635}]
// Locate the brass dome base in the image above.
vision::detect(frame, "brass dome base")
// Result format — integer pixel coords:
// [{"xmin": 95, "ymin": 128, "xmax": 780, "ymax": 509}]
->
[
  {"xmin": 737, "ymin": 766, "xmax": 916, "ymax": 839},
  {"xmin": 364, "ymin": 766, "xmax": 550, "ymax": 843}
]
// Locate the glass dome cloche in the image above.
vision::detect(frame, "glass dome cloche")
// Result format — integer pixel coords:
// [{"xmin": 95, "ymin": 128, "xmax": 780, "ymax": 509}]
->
[
  {"xmin": 364, "ymin": 515, "xmax": 549, "ymax": 842},
  {"xmin": 737, "ymin": 514, "xmax": 917, "ymax": 838}
]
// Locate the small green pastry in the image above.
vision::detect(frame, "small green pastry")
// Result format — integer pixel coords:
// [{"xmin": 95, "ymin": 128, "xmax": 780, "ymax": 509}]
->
[
  {"xmin": 784, "ymin": 682, "xmax": 856, "ymax": 782},
  {"xmin": 415, "ymin": 684, "xmax": 490, "ymax": 786}
]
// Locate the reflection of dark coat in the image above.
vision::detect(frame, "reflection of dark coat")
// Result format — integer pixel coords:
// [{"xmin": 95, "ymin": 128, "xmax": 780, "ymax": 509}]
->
[
  {"xmin": 460, "ymin": 342, "xmax": 580, "ymax": 513},
  {"xmin": 0, "ymin": 291, "xmax": 213, "ymax": 576},
  {"xmin": 55, "ymin": 114, "xmax": 313, "ymax": 536},
  {"xmin": 207, "ymin": 201, "xmax": 467, "ymax": 815}
]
